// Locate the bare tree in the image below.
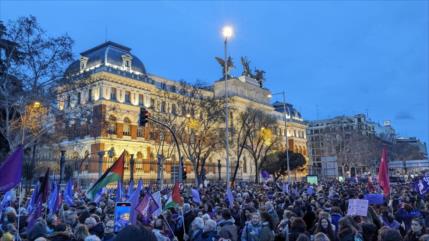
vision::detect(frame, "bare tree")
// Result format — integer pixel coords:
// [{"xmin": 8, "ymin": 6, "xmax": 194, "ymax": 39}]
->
[
  {"xmin": 238, "ymin": 107, "xmax": 280, "ymax": 183},
  {"xmin": 173, "ymin": 81, "xmax": 224, "ymax": 185},
  {"xmin": 0, "ymin": 16, "xmax": 74, "ymax": 151}
]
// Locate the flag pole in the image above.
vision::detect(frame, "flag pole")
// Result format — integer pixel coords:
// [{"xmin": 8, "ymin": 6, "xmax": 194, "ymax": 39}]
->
[
  {"xmin": 181, "ymin": 207, "xmax": 187, "ymax": 240},
  {"xmin": 17, "ymin": 183, "xmax": 22, "ymax": 238},
  {"xmin": 161, "ymin": 214, "xmax": 178, "ymax": 241}
]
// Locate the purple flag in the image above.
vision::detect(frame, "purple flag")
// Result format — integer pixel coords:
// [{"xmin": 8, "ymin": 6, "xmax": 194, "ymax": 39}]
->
[
  {"xmin": 136, "ymin": 191, "xmax": 159, "ymax": 224},
  {"xmin": 191, "ymin": 188, "xmax": 201, "ymax": 205},
  {"xmin": 127, "ymin": 180, "xmax": 134, "ymax": 198},
  {"xmin": 129, "ymin": 179, "xmax": 143, "ymax": 224},
  {"xmin": 27, "ymin": 184, "xmax": 39, "ymax": 213},
  {"xmin": 116, "ymin": 180, "xmax": 124, "ymax": 202},
  {"xmin": 64, "ymin": 179, "xmax": 74, "ymax": 206},
  {"xmin": 261, "ymin": 170, "xmax": 270, "ymax": 181},
  {"xmin": 226, "ymin": 187, "xmax": 234, "ymax": 208},
  {"xmin": 27, "ymin": 196, "xmax": 43, "ymax": 230},
  {"xmin": 0, "ymin": 146, "xmax": 24, "ymax": 193},
  {"xmin": 48, "ymin": 182, "xmax": 60, "ymax": 215}
]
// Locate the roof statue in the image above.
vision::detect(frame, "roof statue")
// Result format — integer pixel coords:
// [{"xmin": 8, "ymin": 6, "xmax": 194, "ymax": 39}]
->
[
  {"xmin": 254, "ymin": 69, "xmax": 265, "ymax": 88},
  {"xmin": 215, "ymin": 56, "xmax": 234, "ymax": 80},
  {"xmin": 240, "ymin": 56, "xmax": 253, "ymax": 77}
]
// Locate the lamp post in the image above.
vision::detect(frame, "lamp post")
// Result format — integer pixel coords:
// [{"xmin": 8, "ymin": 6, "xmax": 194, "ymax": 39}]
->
[
  {"xmin": 130, "ymin": 154, "xmax": 135, "ymax": 183},
  {"xmin": 97, "ymin": 151, "xmax": 105, "ymax": 178},
  {"xmin": 59, "ymin": 149, "xmax": 66, "ymax": 184},
  {"xmin": 222, "ymin": 25, "xmax": 233, "ymax": 188},
  {"xmin": 217, "ymin": 160, "xmax": 222, "ymax": 181},
  {"xmin": 268, "ymin": 91, "xmax": 291, "ymax": 183}
]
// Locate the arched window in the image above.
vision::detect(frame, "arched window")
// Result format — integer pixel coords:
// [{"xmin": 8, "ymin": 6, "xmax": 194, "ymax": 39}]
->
[
  {"xmin": 108, "ymin": 115, "xmax": 117, "ymax": 134},
  {"xmin": 243, "ymin": 157, "xmax": 248, "ymax": 173},
  {"xmin": 123, "ymin": 117, "xmax": 131, "ymax": 136},
  {"xmin": 136, "ymin": 152, "xmax": 143, "ymax": 171}
]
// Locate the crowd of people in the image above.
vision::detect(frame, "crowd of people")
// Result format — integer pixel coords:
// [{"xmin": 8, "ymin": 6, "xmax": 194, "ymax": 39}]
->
[{"xmin": 0, "ymin": 178, "xmax": 428, "ymax": 241}]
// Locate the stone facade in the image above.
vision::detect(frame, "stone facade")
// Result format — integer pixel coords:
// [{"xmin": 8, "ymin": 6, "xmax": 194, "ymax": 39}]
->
[{"xmin": 53, "ymin": 41, "xmax": 308, "ymax": 183}]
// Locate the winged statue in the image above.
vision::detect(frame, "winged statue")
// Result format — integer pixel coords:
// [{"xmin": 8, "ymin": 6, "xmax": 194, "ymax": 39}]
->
[
  {"xmin": 254, "ymin": 69, "xmax": 266, "ymax": 88},
  {"xmin": 215, "ymin": 56, "xmax": 234, "ymax": 79}
]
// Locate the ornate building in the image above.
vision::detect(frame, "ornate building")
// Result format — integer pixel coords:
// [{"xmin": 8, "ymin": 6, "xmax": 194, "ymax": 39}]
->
[{"xmin": 55, "ymin": 41, "xmax": 308, "ymax": 183}]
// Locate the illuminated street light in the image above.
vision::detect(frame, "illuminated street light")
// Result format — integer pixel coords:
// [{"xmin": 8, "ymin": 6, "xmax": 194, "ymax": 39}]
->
[{"xmin": 222, "ymin": 26, "xmax": 233, "ymax": 39}]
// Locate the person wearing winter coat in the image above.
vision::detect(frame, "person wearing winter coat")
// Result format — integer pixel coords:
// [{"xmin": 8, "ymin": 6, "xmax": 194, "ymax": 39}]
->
[
  {"xmin": 217, "ymin": 209, "xmax": 238, "ymax": 241},
  {"xmin": 153, "ymin": 218, "xmax": 171, "ymax": 241},
  {"xmin": 259, "ymin": 212, "xmax": 275, "ymax": 241},
  {"xmin": 200, "ymin": 220, "xmax": 219, "ymax": 241},
  {"xmin": 241, "ymin": 213, "xmax": 262, "ymax": 241},
  {"xmin": 47, "ymin": 223, "xmax": 73, "ymax": 241}
]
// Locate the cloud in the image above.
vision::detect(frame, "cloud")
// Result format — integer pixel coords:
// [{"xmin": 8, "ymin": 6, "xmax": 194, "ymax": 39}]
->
[{"xmin": 395, "ymin": 111, "xmax": 414, "ymax": 120}]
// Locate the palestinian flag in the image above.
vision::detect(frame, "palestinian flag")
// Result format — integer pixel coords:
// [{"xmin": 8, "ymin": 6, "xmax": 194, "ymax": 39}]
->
[
  {"xmin": 86, "ymin": 151, "xmax": 125, "ymax": 200},
  {"xmin": 164, "ymin": 182, "xmax": 183, "ymax": 209}
]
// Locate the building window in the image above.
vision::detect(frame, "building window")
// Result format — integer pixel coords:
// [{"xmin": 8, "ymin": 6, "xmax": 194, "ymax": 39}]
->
[
  {"xmin": 80, "ymin": 56, "xmax": 88, "ymax": 71},
  {"xmin": 66, "ymin": 95, "xmax": 71, "ymax": 108},
  {"xmin": 171, "ymin": 104, "xmax": 177, "ymax": 115},
  {"xmin": 139, "ymin": 94, "xmax": 144, "ymax": 106},
  {"xmin": 125, "ymin": 91, "xmax": 131, "ymax": 104},
  {"xmin": 108, "ymin": 115, "xmax": 117, "ymax": 134},
  {"xmin": 88, "ymin": 89, "xmax": 92, "ymax": 102},
  {"xmin": 161, "ymin": 101, "xmax": 166, "ymax": 113},
  {"xmin": 137, "ymin": 127, "xmax": 144, "ymax": 138},
  {"xmin": 111, "ymin": 88, "xmax": 117, "ymax": 101},
  {"xmin": 243, "ymin": 157, "xmax": 247, "ymax": 173},
  {"xmin": 122, "ymin": 54, "xmax": 133, "ymax": 71},
  {"xmin": 123, "ymin": 117, "xmax": 131, "ymax": 136},
  {"xmin": 150, "ymin": 98, "xmax": 155, "ymax": 109}
]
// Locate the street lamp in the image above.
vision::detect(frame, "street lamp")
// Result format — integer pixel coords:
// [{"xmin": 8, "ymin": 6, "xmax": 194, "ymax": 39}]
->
[
  {"xmin": 222, "ymin": 25, "xmax": 233, "ymax": 188},
  {"xmin": 268, "ymin": 91, "xmax": 291, "ymax": 183}
]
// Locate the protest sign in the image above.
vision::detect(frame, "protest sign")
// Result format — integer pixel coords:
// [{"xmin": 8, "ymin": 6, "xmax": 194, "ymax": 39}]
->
[{"xmin": 347, "ymin": 199, "xmax": 368, "ymax": 216}]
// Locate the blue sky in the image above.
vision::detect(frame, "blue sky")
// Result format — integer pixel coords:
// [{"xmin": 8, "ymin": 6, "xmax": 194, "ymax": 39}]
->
[{"xmin": 1, "ymin": 1, "xmax": 428, "ymax": 144}]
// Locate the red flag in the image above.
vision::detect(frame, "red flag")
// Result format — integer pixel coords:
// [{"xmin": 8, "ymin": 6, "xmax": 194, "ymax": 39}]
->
[
  {"xmin": 172, "ymin": 182, "xmax": 183, "ymax": 206},
  {"xmin": 377, "ymin": 147, "xmax": 390, "ymax": 197}
]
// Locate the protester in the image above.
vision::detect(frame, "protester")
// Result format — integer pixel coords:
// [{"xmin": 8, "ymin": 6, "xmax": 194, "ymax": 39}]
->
[
  {"xmin": 404, "ymin": 218, "xmax": 428, "ymax": 241},
  {"xmin": 2, "ymin": 168, "xmax": 428, "ymax": 241}
]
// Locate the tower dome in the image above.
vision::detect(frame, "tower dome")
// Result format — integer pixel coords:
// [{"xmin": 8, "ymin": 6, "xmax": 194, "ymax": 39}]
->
[{"xmin": 64, "ymin": 41, "xmax": 147, "ymax": 77}]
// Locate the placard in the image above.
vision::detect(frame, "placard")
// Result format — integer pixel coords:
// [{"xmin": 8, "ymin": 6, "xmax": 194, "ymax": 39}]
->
[{"xmin": 347, "ymin": 199, "xmax": 368, "ymax": 216}]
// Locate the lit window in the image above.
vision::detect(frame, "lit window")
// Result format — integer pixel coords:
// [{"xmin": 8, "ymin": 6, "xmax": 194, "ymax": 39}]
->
[
  {"xmin": 108, "ymin": 115, "xmax": 117, "ymax": 134},
  {"xmin": 111, "ymin": 88, "xmax": 117, "ymax": 101},
  {"xmin": 123, "ymin": 118, "xmax": 131, "ymax": 136},
  {"xmin": 125, "ymin": 91, "xmax": 131, "ymax": 104},
  {"xmin": 139, "ymin": 94, "xmax": 144, "ymax": 106}
]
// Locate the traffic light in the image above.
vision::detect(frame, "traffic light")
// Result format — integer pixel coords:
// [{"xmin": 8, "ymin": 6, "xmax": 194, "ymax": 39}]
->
[
  {"xmin": 183, "ymin": 167, "xmax": 187, "ymax": 181},
  {"xmin": 139, "ymin": 107, "xmax": 150, "ymax": 127}
]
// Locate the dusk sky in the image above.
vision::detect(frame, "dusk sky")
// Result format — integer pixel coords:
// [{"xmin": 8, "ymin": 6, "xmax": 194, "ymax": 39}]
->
[{"xmin": 1, "ymin": 1, "xmax": 428, "ymax": 144}]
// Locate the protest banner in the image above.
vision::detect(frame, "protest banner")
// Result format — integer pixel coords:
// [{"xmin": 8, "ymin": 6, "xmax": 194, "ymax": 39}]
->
[{"xmin": 364, "ymin": 194, "xmax": 384, "ymax": 205}]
